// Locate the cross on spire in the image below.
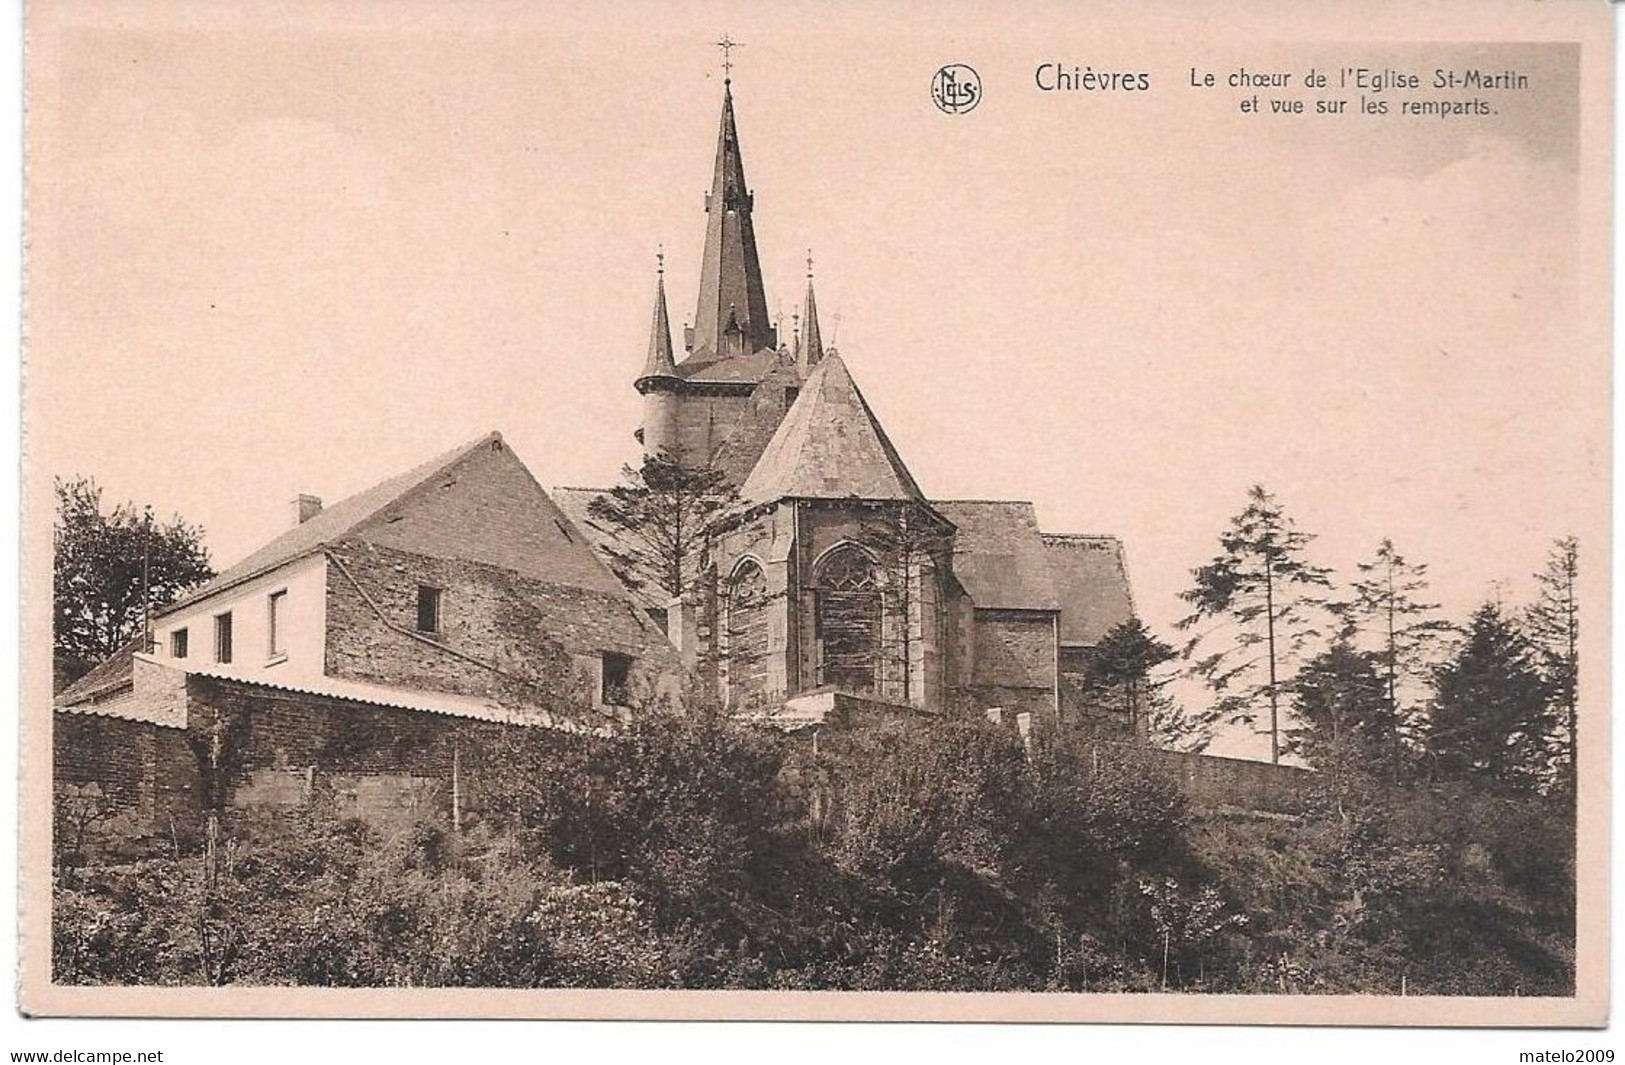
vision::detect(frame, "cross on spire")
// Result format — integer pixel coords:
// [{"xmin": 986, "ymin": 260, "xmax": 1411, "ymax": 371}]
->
[
  {"xmin": 806, "ymin": 248, "xmax": 814, "ymax": 279},
  {"xmin": 656, "ymin": 243, "xmax": 664, "ymax": 276},
  {"xmin": 715, "ymin": 34, "xmax": 743, "ymax": 81}
]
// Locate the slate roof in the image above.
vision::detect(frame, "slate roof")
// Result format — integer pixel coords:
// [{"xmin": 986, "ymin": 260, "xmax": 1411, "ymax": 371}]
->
[
  {"xmin": 933, "ymin": 501, "xmax": 1061, "ymax": 613},
  {"xmin": 740, "ymin": 354, "xmax": 925, "ymax": 506},
  {"xmin": 1042, "ymin": 533, "xmax": 1136, "ymax": 646},
  {"xmin": 158, "ymin": 432, "xmax": 501, "ymax": 617},
  {"xmin": 689, "ymin": 81, "xmax": 775, "ymax": 358},
  {"xmin": 673, "ymin": 346, "xmax": 781, "ymax": 385},
  {"xmin": 637, "ymin": 272, "xmax": 678, "ymax": 382},
  {"xmin": 56, "ymin": 637, "xmax": 141, "ymax": 705}
]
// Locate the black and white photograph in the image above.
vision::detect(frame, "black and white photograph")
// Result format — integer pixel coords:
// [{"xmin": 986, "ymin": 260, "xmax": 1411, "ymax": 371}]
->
[{"xmin": 16, "ymin": 0, "xmax": 1613, "ymax": 1037}]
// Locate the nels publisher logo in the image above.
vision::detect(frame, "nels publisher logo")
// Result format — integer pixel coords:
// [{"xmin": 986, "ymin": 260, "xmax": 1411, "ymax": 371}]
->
[{"xmin": 931, "ymin": 64, "xmax": 981, "ymax": 114}]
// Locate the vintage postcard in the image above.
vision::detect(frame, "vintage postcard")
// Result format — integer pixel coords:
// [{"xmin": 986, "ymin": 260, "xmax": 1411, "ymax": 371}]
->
[{"xmin": 18, "ymin": 0, "xmax": 1613, "ymax": 1025}]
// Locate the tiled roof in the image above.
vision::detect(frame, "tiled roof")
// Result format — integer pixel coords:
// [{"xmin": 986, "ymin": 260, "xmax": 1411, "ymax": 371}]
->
[
  {"xmin": 934, "ymin": 501, "xmax": 1060, "ymax": 612},
  {"xmin": 1042, "ymin": 533, "xmax": 1135, "ymax": 646},
  {"xmin": 55, "ymin": 637, "xmax": 141, "ymax": 705},
  {"xmin": 740, "ymin": 354, "xmax": 925, "ymax": 506},
  {"xmin": 158, "ymin": 432, "xmax": 500, "ymax": 617}
]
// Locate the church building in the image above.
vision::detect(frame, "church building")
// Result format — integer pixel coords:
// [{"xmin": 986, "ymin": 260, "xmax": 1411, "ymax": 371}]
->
[
  {"xmin": 52, "ymin": 70, "xmax": 1143, "ymax": 844},
  {"xmin": 558, "ymin": 77, "xmax": 1138, "ymax": 729}
]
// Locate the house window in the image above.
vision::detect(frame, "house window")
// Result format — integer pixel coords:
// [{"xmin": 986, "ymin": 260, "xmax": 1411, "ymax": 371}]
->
[
  {"xmin": 601, "ymin": 652, "xmax": 634, "ymax": 706},
  {"xmin": 214, "ymin": 612, "xmax": 233, "ymax": 665},
  {"xmin": 267, "ymin": 589, "xmax": 287, "ymax": 659},
  {"xmin": 170, "ymin": 628, "xmax": 188, "ymax": 659},
  {"xmin": 416, "ymin": 585, "xmax": 442, "ymax": 634}
]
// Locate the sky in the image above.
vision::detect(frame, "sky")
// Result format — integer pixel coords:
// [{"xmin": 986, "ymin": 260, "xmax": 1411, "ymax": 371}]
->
[{"xmin": 27, "ymin": 1, "xmax": 1609, "ymax": 759}]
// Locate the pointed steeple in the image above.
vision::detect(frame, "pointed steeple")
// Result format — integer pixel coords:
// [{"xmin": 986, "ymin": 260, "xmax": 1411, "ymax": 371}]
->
[
  {"xmin": 636, "ymin": 251, "xmax": 678, "ymax": 387},
  {"xmin": 690, "ymin": 81, "xmax": 775, "ymax": 358},
  {"xmin": 798, "ymin": 250, "xmax": 824, "ymax": 376}
]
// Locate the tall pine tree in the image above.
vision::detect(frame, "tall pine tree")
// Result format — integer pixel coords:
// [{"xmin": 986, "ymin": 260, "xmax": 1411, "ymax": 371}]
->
[
  {"xmin": 1178, "ymin": 485, "xmax": 1333, "ymax": 764},
  {"xmin": 1525, "ymin": 536, "xmax": 1579, "ymax": 793},
  {"xmin": 1336, "ymin": 539, "xmax": 1453, "ymax": 779},
  {"xmin": 1288, "ymin": 641, "xmax": 1391, "ymax": 783},
  {"xmin": 583, "ymin": 452, "xmax": 740, "ymax": 603},
  {"xmin": 1429, "ymin": 601, "xmax": 1548, "ymax": 792}
]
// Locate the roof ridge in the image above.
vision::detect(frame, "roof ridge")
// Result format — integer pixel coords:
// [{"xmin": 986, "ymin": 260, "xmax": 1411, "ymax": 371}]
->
[
  {"xmin": 1041, "ymin": 532, "xmax": 1123, "ymax": 542},
  {"xmin": 157, "ymin": 431, "xmax": 502, "ymax": 617}
]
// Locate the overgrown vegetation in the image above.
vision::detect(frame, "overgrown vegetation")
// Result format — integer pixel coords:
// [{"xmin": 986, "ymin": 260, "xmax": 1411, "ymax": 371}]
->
[
  {"xmin": 52, "ymin": 482, "xmax": 1579, "ymax": 993},
  {"xmin": 53, "ymin": 476, "xmax": 214, "ymax": 690},
  {"xmin": 55, "ymin": 706, "xmax": 1573, "ymax": 993}
]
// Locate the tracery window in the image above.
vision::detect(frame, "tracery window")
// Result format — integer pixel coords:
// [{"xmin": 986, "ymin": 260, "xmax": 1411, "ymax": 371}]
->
[
  {"xmin": 814, "ymin": 546, "xmax": 882, "ymax": 695},
  {"xmin": 726, "ymin": 560, "xmax": 770, "ymax": 707}
]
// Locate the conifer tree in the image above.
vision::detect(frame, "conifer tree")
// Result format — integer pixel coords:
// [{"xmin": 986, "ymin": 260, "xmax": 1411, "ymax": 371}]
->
[
  {"xmin": 1525, "ymin": 536, "xmax": 1579, "ymax": 792},
  {"xmin": 1336, "ymin": 539, "xmax": 1454, "ymax": 778},
  {"xmin": 1086, "ymin": 618, "xmax": 1178, "ymax": 736},
  {"xmin": 867, "ymin": 501, "xmax": 952, "ymax": 705},
  {"xmin": 1288, "ymin": 641, "xmax": 1390, "ymax": 782},
  {"xmin": 1178, "ymin": 485, "xmax": 1333, "ymax": 764},
  {"xmin": 584, "ymin": 451, "xmax": 740, "ymax": 602},
  {"xmin": 1429, "ymin": 601, "xmax": 1548, "ymax": 791}
]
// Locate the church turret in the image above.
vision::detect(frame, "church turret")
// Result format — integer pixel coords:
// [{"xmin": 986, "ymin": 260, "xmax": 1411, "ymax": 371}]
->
[
  {"xmin": 688, "ymin": 80, "xmax": 775, "ymax": 358},
  {"xmin": 635, "ymin": 255, "xmax": 681, "ymax": 460},
  {"xmin": 797, "ymin": 252, "xmax": 824, "ymax": 378}
]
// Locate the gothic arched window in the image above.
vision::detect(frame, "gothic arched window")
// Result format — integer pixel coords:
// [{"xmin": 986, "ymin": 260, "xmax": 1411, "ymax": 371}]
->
[
  {"xmin": 726, "ymin": 560, "xmax": 770, "ymax": 708},
  {"xmin": 814, "ymin": 545, "xmax": 882, "ymax": 695}
]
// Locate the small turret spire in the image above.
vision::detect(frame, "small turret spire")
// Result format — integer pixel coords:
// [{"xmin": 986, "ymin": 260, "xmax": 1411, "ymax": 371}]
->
[
  {"xmin": 637, "ymin": 251, "xmax": 677, "ymax": 384},
  {"xmin": 798, "ymin": 249, "xmax": 824, "ymax": 374}
]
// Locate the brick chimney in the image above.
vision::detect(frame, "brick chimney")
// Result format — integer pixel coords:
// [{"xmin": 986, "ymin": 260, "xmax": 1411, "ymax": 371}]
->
[{"xmin": 291, "ymin": 494, "xmax": 323, "ymax": 526}]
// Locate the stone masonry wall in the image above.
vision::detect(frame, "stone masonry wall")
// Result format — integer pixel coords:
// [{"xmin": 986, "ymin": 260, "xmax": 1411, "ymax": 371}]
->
[
  {"xmin": 325, "ymin": 542, "xmax": 678, "ymax": 708},
  {"xmin": 53, "ymin": 711, "xmax": 199, "ymax": 844},
  {"xmin": 963, "ymin": 611, "xmax": 1057, "ymax": 718},
  {"xmin": 187, "ymin": 676, "xmax": 520, "ymax": 836}
]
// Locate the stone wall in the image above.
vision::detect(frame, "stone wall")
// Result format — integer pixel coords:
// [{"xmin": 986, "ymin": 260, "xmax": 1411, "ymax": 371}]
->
[
  {"xmin": 1148, "ymin": 747, "xmax": 1313, "ymax": 813},
  {"xmin": 1075, "ymin": 738, "xmax": 1314, "ymax": 813},
  {"xmin": 962, "ymin": 610, "xmax": 1057, "ymax": 718},
  {"xmin": 324, "ymin": 542, "xmax": 678, "ymax": 708},
  {"xmin": 674, "ymin": 388, "xmax": 753, "ymax": 472},
  {"xmin": 53, "ymin": 711, "xmax": 199, "ymax": 844},
  {"xmin": 187, "ymin": 676, "xmax": 517, "ymax": 835},
  {"xmin": 53, "ymin": 676, "xmax": 550, "ymax": 856}
]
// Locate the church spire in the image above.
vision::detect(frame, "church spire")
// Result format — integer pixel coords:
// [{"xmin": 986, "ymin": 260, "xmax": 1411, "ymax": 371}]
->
[
  {"xmin": 637, "ymin": 249, "xmax": 677, "ymax": 385},
  {"xmin": 798, "ymin": 250, "xmax": 824, "ymax": 376},
  {"xmin": 689, "ymin": 78, "xmax": 775, "ymax": 358}
]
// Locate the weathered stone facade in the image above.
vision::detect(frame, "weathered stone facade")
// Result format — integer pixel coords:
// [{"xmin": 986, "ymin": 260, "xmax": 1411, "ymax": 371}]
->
[
  {"xmin": 54, "ymin": 672, "xmax": 546, "ymax": 852},
  {"xmin": 324, "ymin": 541, "xmax": 677, "ymax": 709},
  {"xmin": 698, "ymin": 499, "xmax": 956, "ymax": 713}
]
